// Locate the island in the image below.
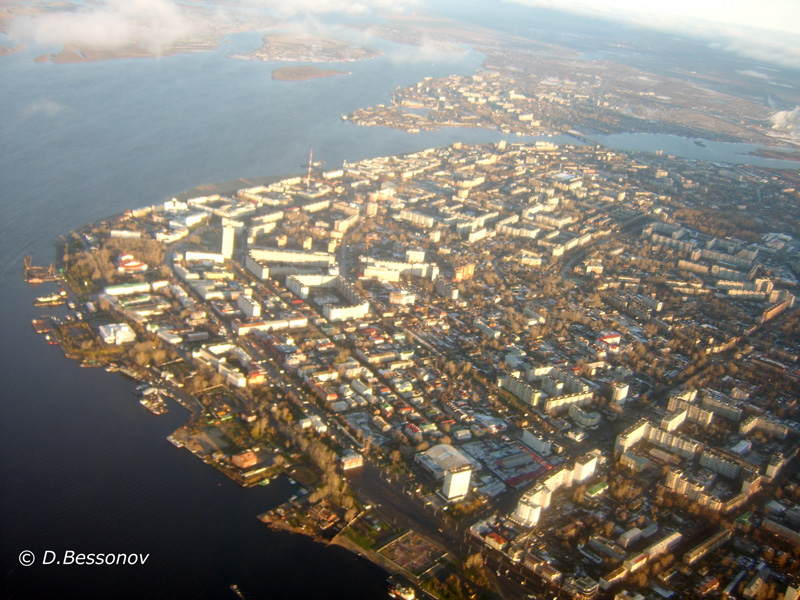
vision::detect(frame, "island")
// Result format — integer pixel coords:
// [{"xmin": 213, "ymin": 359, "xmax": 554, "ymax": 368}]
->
[
  {"xmin": 1, "ymin": 0, "xmax": 275, "ymax": 64},
  {"xmin": 28, "ymin": 136, "xmax": 800, "ymax": 600},
  {"xmin": 272, "ymin": 66, "xmax": 349, "ymax": 82},
  {"xmin": 0, "ymin": 45, "xmax": 23, "ymax": 56},
  {"xmin": 232, "ymin": 34, "xmax": 380, "ymax": 63}
]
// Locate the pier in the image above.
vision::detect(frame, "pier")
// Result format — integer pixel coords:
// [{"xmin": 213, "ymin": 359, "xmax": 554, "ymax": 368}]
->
[{"xmin": 23, "ymin": 255, "xmax": 60, "ymax": 284}]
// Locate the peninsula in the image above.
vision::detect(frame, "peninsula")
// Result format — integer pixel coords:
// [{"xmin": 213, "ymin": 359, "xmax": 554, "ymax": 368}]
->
[{"xmin": 31, "ymin": 138, "xmax": 800, "ymax": 600}]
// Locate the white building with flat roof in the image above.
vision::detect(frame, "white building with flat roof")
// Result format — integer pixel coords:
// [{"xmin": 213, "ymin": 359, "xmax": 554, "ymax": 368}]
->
[
  {"xmin": 416, "ymin": 443, "xmax": 473, "ymax": 501},
  {"xmin": 98, "ymin": 323, "xmax": 136, "ymax": 345},
  {"xmin": 443, "ymin": 465, "xmax": 472, "ymax": 501}
]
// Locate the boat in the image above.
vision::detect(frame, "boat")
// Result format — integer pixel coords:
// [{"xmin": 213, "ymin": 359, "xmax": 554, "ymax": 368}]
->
[
  {"xmin": 140, "ymin": 392, "xmax": 169, "ymax": 415},
  {"xmin": 167, "ymin": 435, "xmax": 184, "ymax": 448},
  {"xmin": 119, "ymin": 365, "xmax": 144, "ymax": 380},
  {"xmin": 694, "ymin": 139, "xmax": 707, "ymax": 147},
  {"xmin": 32, "ymin": 319, "xmax": 51, "ymax": 334},
  {"xmin": 34, "ymin": 293, "xmax": 66, "ymax": 307},
  {"xmin": 387, "ymin": 576, "xmax": 416, "ymax": 600}
]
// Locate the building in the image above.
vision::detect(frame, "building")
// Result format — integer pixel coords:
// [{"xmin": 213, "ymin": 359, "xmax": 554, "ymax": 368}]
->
[
  {"xmin": 340, "ymin": 451, "xmax": 364, "ymax": 470},
  {"xmin": 221, "ymin": 225, "xmax": 235, "ymax": 259},
  {"xmin": 416, "ymin": 443, "xmax": 473, "ymax": 501},
  {"xmin": 520, "ymin": 429, "xmax": 552, "ymax": 456},
  {"xmin": 98, "ymin": 323, "xmax": 136, "ymax": 345},
  {"xmin": 512, "ymin": 494, "xmax": 543, "ymax": 527},
  {"xmin": 231, "ymin": 450, "xmax": 258, "ymax": 469},
  {"xmin": 643, "ymin": 531, "xmax": 682, "ymax": 559},
  {"xmin": 237, "ymin": 293, "xmax": 261, "ymax": 319},
  {"xmin": 574, "ymin": 455, "xmax": 597, "ymax": 483},
  {"xmin": 610, "ymin": 381, "xmax": 629, "ymax": 403},
  {"xmin": 443, "ymin": 464, "xmax": 472, "ymax": 501},
  {"xmin": 570, "ymin": 404, "xmax": 601, "ymax": 428}
]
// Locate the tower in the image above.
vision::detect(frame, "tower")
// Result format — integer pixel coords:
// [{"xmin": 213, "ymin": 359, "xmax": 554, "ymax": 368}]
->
[
  {"xmin": 306, "ymin": 147, "xmax": 313, "ymax": 189},
  {"xmin": 221, "ymin": 225, "xmax": 235, "ymax": 259}
]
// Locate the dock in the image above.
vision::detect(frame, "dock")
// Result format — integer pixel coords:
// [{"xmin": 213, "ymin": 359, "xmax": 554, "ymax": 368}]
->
[{"xmin": 23, "ymin": 255, "xmax": 60, "ymax": 284}]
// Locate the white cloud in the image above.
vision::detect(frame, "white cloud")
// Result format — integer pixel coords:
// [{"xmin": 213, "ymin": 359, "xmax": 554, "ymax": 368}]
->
[
  {"xmin": 714, "ymin": 32, "xmax": 800, "ymax": 70},
  {"xmin": 736, "ymin": 70, "xmax": 770, "ymax": 80},
  {"xmin": 10, "ymin": 0, "xmax": 197, "ymax": 55},
  {"xmin": 384, "ymin": 39, "xmax": 467, "ymax": 64},
  {"xmin": 253, "ymin": 0, "xmax": 420, "ymax": 19},
  {"xmin": 503, "ymin": 0, "xmax": 800, "ymax": 69},
  {"xmin": 9, "ymin": 0, "xmax": 424, "ymax": 54},
  {"xmin": 770, "ymin": 106, "xmax": 800, "ymax": 131},
  {"xmin": 22, "ymin": 99, "xmax": 68, "ymax": 119}
]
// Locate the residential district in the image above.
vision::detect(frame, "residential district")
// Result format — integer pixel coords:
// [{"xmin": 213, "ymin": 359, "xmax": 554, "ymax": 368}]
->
[{"xmin": 31, "ymin": 139, "xmax": 800, "ymax": 600}]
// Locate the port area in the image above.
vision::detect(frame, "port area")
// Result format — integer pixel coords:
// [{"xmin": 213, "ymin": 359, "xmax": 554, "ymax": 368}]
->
[
  {"xmin": 26, "ymin": 282, "xmax": 293, "ymax": 489},
  {"xmin": 167, "ymin": 414, "xmax": 291, "ymax": 488},
  {"xmin": 23, "ymin": 255, "xmax": 60, "ymax": 284},
  {"xmin": 133, "ymin": 385, "xmax": 170, "ymax": 415},
  {"xmin": 259, "ymin": 489, "xmax": 487, "ymax": 600}
]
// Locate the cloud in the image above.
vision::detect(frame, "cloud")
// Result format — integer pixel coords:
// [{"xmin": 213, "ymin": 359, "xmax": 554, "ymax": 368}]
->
[
  {"xmin": 10, "ymin": 0, "xmax": 197, "ymax": 55},
  {"xmin": 253, "ymin": 0, "xmax": 420, "ymax": 19},
  {"xmin": 8, "ymin": 0, "xmax": 425, "ymax": 54},
  {"xmin": 22, "ymin": 99, "xmax": 68, "ymax": 119},
  {"xmin": 384, "ymin": 39, "xmax": 467, "ymax": 64},
  {"xmin": 261, "ymin": 14, "xmax": 465, "ymax": 64},
  {"xmin": 770, "ymin": 106, "xmax": 800, "ymax": 131},
  {"xmin": 503, "ymin": 0, "xmax": 800, "ymax": 69},
  {"xmin": 736, "ymin": 70, "xmax": 770, "ymax": 80},
  {"xmin": 713, "ymin": 32, "xmax": 800, "ymax": 70}
]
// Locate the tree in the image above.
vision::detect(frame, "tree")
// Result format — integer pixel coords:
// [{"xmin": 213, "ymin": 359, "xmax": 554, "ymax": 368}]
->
[
  {"xmin": 390, "ymin": 449, "xmax": 402, "ymax": 465},
  {"xmin": 464, "ymin": 553, "xmax": 483, "ymax": 570}
]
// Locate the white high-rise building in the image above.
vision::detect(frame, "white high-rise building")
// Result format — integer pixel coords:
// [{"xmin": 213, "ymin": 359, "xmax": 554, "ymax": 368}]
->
[
  {"xmin": 237, "ymin": 294, "xmax": 261, "ymax": 319},
  {"xmin": 513, "ymin": 496, "xmax": 542, "ymax": 527},
  {"xmin": 443, "ymin": 465, "xmax": 472, "ymax": 501},
  {"xmin": 415, "ymin": 444, "xmax": 472, "ymax": 502},
  {"xmin": 222, "ymin": 225, "xmax": 235, "ymax": 259},
  {"xmin": 574, "ymin": 455, "xmax": 597, "ymax": 483}
]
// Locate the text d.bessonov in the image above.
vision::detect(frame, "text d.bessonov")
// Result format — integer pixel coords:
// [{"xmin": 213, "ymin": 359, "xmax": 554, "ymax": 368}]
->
[{"xmin": 42, "ymin": 551, "xmax": 150, "ymax": 565}]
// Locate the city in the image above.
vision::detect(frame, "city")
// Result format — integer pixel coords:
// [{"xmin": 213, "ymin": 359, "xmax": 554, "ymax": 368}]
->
[{"xmin": 35, "ymin": 136, "xmax": 800, "ymax": 600}]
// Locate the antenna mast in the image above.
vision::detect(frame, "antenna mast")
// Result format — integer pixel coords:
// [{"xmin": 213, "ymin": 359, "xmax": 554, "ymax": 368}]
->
[{"xmin": 307, "ymin": 147, "xmax": 313, "ymax": 189}]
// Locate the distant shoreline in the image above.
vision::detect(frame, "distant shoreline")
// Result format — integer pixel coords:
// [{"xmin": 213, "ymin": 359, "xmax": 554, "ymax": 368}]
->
[
  {"xmin": 271, "ymin": 66, "xmax": 349, "ymax": 82},
  {"xmin": 749, "ymin": 148, "xmax": 800, "ymax": 162}
]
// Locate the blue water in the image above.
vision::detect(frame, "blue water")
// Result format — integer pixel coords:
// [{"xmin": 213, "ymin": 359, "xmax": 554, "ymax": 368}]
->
[
  {"xmin": 589, "ymin": 132, "xmax": 800, "ymax": 169},
  {"xmin": 0, "ymin": 32, "xmax": 500, "ymax": 271}
]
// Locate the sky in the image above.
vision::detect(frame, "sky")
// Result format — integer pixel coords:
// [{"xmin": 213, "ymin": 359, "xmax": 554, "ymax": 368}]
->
[
  {"xmin": 505, "ymin": 0, "xmax": 800, "ymax": 37},
  {"xmin": 502, "ymin": 0, "xmax": 800, "ymax": 69}
]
